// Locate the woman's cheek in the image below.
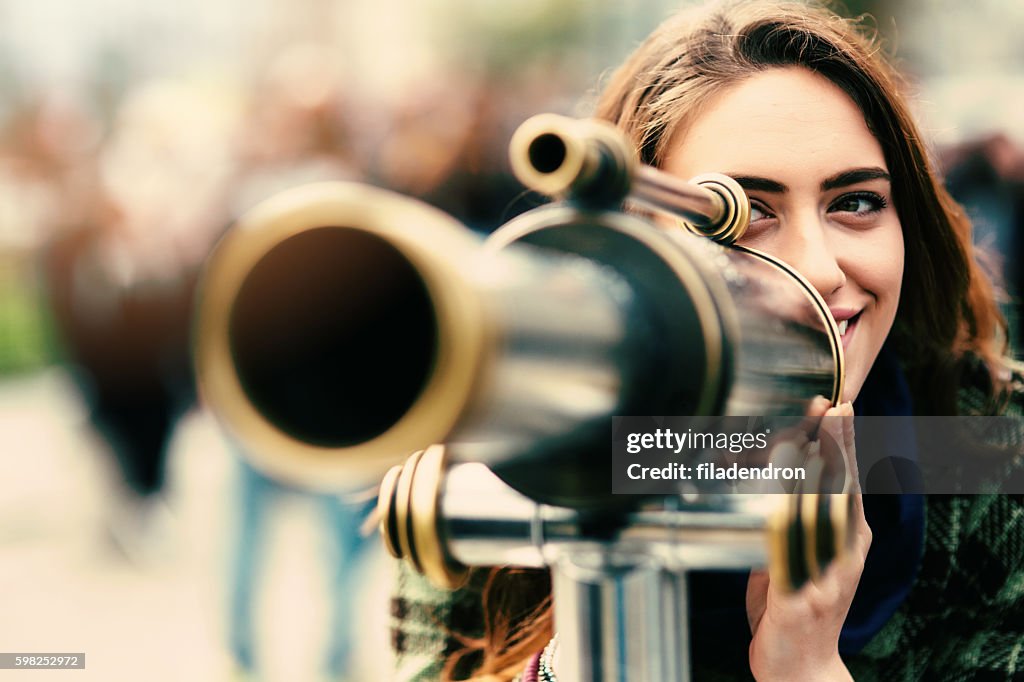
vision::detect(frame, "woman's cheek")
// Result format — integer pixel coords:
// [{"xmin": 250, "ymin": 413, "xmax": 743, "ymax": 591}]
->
[{"xmin": 840, "ymin": 220, "xmax": 904, "ymax": 299}]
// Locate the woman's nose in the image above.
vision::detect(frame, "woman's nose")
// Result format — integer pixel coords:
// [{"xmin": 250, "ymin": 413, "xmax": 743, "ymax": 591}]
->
[{"xmin": 785, "ymin": 217, "xmax": 846, "ymax": 298}]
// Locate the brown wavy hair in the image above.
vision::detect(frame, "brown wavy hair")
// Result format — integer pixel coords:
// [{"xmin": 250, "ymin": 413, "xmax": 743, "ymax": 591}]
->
[{"xmin": 450, "ymin": 1, "xmax": 1011, "ymax": 678}]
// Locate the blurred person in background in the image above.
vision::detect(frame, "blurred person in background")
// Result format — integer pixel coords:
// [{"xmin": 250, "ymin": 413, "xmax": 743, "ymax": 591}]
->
[
  {"xmin": 940, "ymin": 133, "xmax": 1024, "ymax": 352},
  {"xmin": 370, "ymin": 70, "xmax": 541, "ymax": 234},
  {"xmin": 42, "ymin": 78, "xmax": 240, "ymax": 561},
  {"xmin": 0, "ymin": 90, "xmax": 100, "ymax": 374},
  {"xmin": 225, "ymin": 44, "xmax": 377, "ymax": 682}
]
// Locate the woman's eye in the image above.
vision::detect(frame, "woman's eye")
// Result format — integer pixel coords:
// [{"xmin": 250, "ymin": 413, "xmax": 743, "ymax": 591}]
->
[
  {"xmin": 829, "ymin": 192, "xmax": 888, "ymax": 215},
  {"xmin": 749, "ymin": 201, "xmax": 773, "ymax": 222},
  {"xmin": 740, "ymin": 201, "xmax": 777, "ymax": 244}
]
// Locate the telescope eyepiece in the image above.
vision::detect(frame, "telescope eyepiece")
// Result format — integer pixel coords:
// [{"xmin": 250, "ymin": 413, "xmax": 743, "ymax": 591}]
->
[{"xmin": 510, "ymin": 113, "xmax": 634, "ymax": 205}]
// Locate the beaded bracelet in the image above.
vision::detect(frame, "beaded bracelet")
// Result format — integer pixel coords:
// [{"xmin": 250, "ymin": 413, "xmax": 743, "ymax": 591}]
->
[
  {"xmin": 511, "ymin": 634, "xmax": 559, "ymax": 682},
  {"xmin": 538, "ymin": 634, "xmax": 559, "ymax": 682}
]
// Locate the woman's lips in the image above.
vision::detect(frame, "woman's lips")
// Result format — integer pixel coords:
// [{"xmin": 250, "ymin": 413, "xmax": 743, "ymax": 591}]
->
[{"xmin": 837, "ymin": 312, "xmax": 861, "ymax": 351}]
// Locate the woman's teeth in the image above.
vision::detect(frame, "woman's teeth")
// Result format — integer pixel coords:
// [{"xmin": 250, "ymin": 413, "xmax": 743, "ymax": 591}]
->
[{"xmin": 838, "ymin": 319, "xmax": 849, "ymax": 335}]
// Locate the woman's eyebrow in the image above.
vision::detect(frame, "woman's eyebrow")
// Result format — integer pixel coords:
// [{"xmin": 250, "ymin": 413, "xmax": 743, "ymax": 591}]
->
[
  {"xmin": 821, "ymin": 167, "xmax": 891, "ymax": 190},
  {"xmin": 726, "ymin": 168, "xmax": 891, "ymax": 194},
  {"xmin": 730, "ymin": 176, "xmax": 787, "ymax": 193}
]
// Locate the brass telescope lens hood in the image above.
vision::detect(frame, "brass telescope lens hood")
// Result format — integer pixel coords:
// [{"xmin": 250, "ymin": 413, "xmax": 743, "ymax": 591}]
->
[{"xmin": 195, "ymin": 182, "xmax": 493, "ymax": 492}]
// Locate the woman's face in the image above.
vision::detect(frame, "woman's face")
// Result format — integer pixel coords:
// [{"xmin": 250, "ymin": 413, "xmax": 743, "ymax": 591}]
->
[{"xmin": 663, "ymin": 66, "xmax": 904, "ymax": 402}]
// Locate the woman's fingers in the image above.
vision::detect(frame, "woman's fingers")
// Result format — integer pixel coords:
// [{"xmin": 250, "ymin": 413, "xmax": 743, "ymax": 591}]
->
[
  {"xmin": 746, "ymin": 568, "xmax": 771, "ymax": 634},
  {"xmin": 819, "ymin": 404, "xmax": 871, "ymax": 563},
  {"xmin": 806, "ymin": 394, "xmax": 832, "ymax": 418},
  {"xmin": 815, "ymin": 402, "xmax": 859, "ymax": 494},
  {"xmin": 744, "ymin": 402, "xmax": 866, "ymax": 681}
]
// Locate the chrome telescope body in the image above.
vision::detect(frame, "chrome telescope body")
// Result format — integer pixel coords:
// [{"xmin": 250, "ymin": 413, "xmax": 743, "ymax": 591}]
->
[
  {"xmin": 195, "ymin": 114, "xmax": 843, "ymax": 506},
  {"xmin": 380, "ymin": 445, "xmax": 853, "ymax": 591},
  {"xmin": 379, "ymin": 444, "xmax": 854, "ymax": 682}
]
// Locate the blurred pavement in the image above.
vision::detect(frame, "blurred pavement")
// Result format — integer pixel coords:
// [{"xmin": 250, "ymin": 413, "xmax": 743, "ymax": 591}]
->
[{"xmin": 0, "ymin": 369, "xmax": 393, "ymax": 682}]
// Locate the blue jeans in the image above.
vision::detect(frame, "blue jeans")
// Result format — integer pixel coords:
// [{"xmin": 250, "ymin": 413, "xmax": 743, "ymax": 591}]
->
[{"xmin": 228, "ymin": 455, "xmax": 375, "ymax": 678}]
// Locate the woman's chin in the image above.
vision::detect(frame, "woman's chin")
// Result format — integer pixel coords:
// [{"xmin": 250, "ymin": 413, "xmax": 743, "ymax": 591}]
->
[{"xmin": 840, "ymin": 371, "xmax": 865, "ymax": 405}]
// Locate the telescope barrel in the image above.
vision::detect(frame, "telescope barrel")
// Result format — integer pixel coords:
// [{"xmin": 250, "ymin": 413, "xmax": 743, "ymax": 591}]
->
[
  {"xmin": 196, "ymin": 182, "xmax": 709, "ymax": 493},
  {"xmin": 631, "ymin": 165, "xmax": 725, "ymax": 227}
]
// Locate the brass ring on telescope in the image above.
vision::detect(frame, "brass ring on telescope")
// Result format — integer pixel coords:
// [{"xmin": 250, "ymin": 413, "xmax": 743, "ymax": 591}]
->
[
  {"xmin": 394, "ymin": 449, "xmax": 425, "ymax": 575},
  {"xmin": 800, "ymin": 484, "xmax": 854, "ymax": 586},
  {"xmin": 801, "ymin": 490, "xmax": 823, "ymax": 583},
  {"xmin": 195, "ymin": 182, "xmax": 496, "ymax": 491},
  {"xmin": 766, "ymin": 500, "xmax": 786, "ymax": 589},
  {"xmin": 409, "ymin": 444, "xmax": 469, "ymax": 590},
  {"xmin": 801, "ymin": 454, "xmax": 829, "ymax": 578},
  {"xmin": 767, "ymin": 491, "xmax": 808, "ymax": 593},
  {"xmin": 729, "ymin": 245, "xmax": 845, "ymax": 406},
  {"xmin": 676, "ymin": 173, "xmax": 751, "ymax": 245},
  {"xmin": 830, "ymin": 493, "xmax": 853, "ymax": 562},
  {"xmin": 378, "ymin": 464, "xmax": 403, "ymax": 559}
]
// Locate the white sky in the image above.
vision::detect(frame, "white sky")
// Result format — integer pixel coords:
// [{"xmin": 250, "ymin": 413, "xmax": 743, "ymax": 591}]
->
[{"xmin": 0, "ymin": 0, "xmax": 1020, "ymax": 143}]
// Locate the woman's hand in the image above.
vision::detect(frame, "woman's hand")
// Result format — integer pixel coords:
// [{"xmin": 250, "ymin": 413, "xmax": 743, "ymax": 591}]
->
[{"xmin": 745, "ymin": 401, "xmax": 872, "ymax": 682}]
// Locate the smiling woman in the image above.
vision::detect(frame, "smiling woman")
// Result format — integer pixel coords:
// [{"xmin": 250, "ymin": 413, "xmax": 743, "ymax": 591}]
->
[
  {"xmin": 663, "ymin": 66, "xmax": 904, "ymax": 402},
  {"xmin": 390, "ymin": 1, "xmax": 1024, "ymax": 681}
]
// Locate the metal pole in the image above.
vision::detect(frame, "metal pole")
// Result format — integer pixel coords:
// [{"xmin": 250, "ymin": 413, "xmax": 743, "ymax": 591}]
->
[{"xmin": 552, "ymin": 552, "xmax": 689, "ymax": 682}]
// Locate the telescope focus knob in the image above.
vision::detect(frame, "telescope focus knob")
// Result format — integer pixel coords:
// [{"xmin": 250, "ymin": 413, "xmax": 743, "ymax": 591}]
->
[
  {"xmin": 675, "ymin": 172, "xmax": 751, "ymax": 245},
  {"xmin": 378, "ymin": 444, "xmax": 470, "ymax": 590}
]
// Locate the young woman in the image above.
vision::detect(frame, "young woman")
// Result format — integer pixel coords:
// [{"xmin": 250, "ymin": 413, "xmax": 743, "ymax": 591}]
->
[{"xmin": 391, "ymin": 1, "xmax": 1020, "ymax": 680}]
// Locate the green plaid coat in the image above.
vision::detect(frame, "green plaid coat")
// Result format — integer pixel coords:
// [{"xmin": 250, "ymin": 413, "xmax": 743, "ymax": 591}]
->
[{"xmin": 847, "ymin": 376, "xmax": 1024, "ymax": 681}]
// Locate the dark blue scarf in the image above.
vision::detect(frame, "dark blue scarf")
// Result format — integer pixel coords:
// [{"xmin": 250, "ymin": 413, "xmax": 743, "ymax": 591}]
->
[
  {"xmin": 689, "ymin": 344, "xmax": 926, "ymax": 666},
  {"xmin": 843, "ymin": 344, "xmax": 925, "ymax": 653}
]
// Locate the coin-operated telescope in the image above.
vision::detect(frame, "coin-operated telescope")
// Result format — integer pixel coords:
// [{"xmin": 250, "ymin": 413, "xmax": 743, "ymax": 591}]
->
[{"xmin": 194, "ymin": 113, "xmax": 853, "ymax": 681}]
